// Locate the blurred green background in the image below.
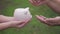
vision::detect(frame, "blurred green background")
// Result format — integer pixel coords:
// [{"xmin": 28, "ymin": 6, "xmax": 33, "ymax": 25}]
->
[{"xmin": 0, "ymin": 0, "xmax": 60, "ymax": 34}]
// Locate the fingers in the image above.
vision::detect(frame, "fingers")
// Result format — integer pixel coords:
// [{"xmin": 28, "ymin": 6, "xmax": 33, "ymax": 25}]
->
[
  {"xmin": 25, "ymin": 18, "xmax": 32, "ymax": 23},
  {"xmin": 36, "ymin": 15, "xmax": 48, "ymax": 24},
  {"xmin": 29, "ymin": 0, "xmax": 38, "ymax": 6},
  {"xmin": 11, "ymin": 21, "xmax": 24, "ymax": 24},
  {"xmin": 16, "ymin": 21, "xmax": 25, "ymax": 25},
  {"xmin": 36, "ymin": 15, "xmax": 47, "ymax": 23},
  {"xmin": 29, "ymin": 0, "xmax": 46, "ymax": 6},
  {"xmin": 17, "ymin": 18, "xmax": 32, "ymax": 28},
  {"xmin": 17, "ymin": 22, "xmax": 27, "ymax": 28},
  {"xmin": 39, "ymin": 15, "xmax": 46, "ymax": 19}
]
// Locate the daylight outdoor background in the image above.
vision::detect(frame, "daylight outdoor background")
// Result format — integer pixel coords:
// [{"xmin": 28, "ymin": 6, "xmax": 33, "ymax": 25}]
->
[{"xmin": 0, "ymin": 0, "xmax": 60, "ymax": 34}]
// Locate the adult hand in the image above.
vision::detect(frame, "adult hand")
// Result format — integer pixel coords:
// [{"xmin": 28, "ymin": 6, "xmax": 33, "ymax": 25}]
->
[
  {"xmin": 7, "ymin": 16, "xmax": 31, "ymax": 28},
  {"xmin": 36, "ymin": 15, "xmax": 60, "ymax": 26},
  {"xmin": 0, "ymin": 18, "xmax": 31, "ymax": 30},
  {"xmin": 29, "ymin": 0, "xmax": 47, "ymax": 6}
]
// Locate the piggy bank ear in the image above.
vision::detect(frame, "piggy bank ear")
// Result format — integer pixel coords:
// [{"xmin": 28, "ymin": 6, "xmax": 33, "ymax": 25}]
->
[{"xmin": 25, "ymin": 7, "xmax": 29, "ymax": 10}]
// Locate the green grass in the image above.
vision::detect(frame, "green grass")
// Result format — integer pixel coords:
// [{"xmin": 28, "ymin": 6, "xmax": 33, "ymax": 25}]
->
[{"xmin": 0, "ymin": 0, "xmax": 60, "ymax": 34}]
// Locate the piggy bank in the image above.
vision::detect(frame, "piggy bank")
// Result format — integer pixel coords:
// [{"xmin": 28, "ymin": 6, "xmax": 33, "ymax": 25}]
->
[{"xmin": 14, "ymin": 7, "xmax": 32, "ymax": 21}]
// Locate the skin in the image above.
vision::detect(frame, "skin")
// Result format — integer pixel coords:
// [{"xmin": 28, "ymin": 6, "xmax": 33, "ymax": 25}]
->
[
  {"xmin": 29, "ymin": 0, "xmax": 60, "ymax": 26},
  {"xmin": 0, "ymin": 15, "xmax": 31, "ymax": 30}
]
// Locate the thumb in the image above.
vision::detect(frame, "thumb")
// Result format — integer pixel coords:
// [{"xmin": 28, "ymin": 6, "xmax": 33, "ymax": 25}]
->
[
  {"xmin": 10, "ymin": 21, "xmax": 24, "ymax": 25},
  {"xmin": 15, "ymin": 21, "xmax": 24, "ymax": 25}
]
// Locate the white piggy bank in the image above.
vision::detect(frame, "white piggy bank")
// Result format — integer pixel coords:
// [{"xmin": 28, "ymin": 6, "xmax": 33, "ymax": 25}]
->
[{"xmin": 14, "ymin": 7, "xmax": 32, "ymax": 21}]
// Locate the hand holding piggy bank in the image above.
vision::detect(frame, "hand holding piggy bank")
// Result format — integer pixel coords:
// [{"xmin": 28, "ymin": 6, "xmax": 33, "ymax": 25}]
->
[{"xmin": 14, "ymin": 7, "xmax": 32, "ymax": 22}]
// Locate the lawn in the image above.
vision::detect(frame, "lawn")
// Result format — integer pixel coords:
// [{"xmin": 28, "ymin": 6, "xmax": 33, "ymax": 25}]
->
[{"xmin": 0, "ymin": 0, "xmax": 60, "ymax": 34}]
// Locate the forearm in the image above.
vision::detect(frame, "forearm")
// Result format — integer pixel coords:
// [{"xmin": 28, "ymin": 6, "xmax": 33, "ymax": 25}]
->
[
  {"xmin": 0, "ymin": 15, "xmax": 13, "ymax": 22},
  {"xmin": 0, "ymin": 22, "xmax": 11, "ymax": 30},
  {"xmin": 46, "ymin": 0, "xmax": 60, "ymax": 14}
]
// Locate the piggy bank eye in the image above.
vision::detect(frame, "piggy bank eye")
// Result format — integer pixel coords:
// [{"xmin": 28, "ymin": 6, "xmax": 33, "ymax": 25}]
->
[{"xmin": 24, "ymin": 12, "xmax": 28, "ymax": 15}]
